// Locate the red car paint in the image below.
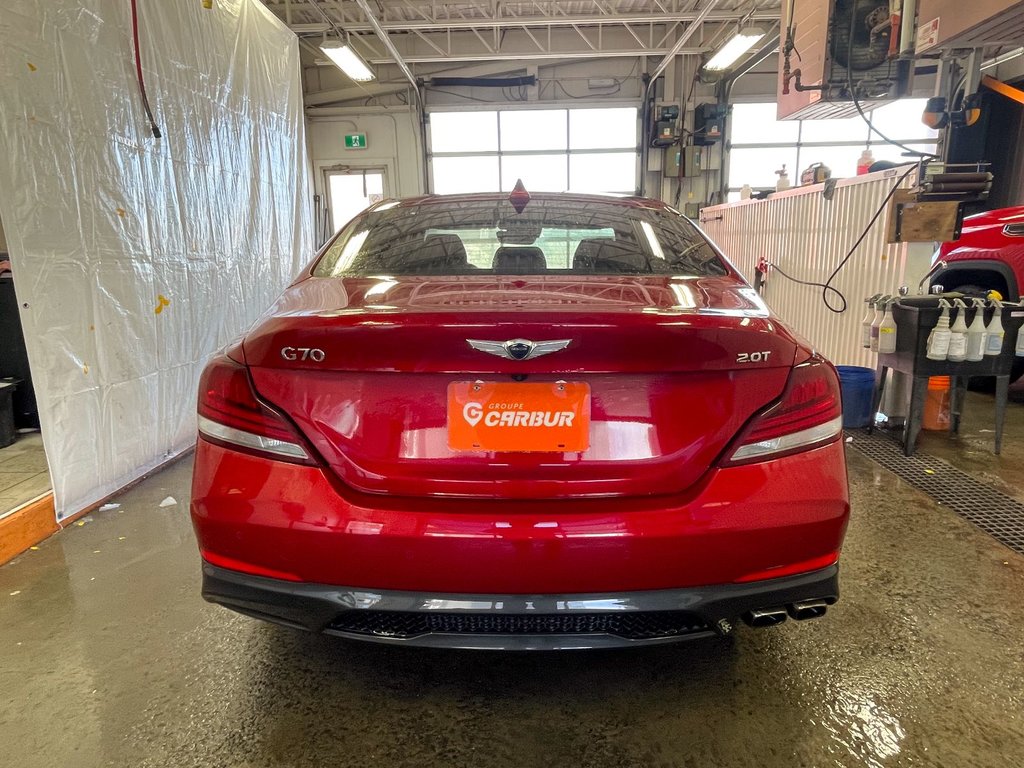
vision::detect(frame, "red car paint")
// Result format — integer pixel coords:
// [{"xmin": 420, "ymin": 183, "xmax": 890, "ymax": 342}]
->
[
  {"xmin": 936, "ymin": 206, "xmax": 1024, "ymax": 299},
  {"xmin": 190, "ymin": 192, "xmax": 850, "ymax": 642}
]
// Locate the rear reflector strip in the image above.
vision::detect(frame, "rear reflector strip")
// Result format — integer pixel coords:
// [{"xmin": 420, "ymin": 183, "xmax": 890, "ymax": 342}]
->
[
  {"xmin": 198, "ymin": 414, "xmax": 310, "ymax": 461},
  {"xmin": 730, "ymin": 414, "xmax": 843, "ymax": 462}
]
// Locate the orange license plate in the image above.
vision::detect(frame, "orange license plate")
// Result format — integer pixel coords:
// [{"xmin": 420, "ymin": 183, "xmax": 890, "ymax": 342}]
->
[{"xmin": 447, "ymin": 381, "xmax": 591, "ymax": 452}]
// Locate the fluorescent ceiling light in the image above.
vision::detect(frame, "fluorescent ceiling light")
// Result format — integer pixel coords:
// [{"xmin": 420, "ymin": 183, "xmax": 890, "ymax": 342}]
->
[
  {"xmin": 704, "ymin": 27, "xmax": 766, "ymax": 72},
  {"xmin": 320, "ymin": 40, "xmax": 375, "ymax": 82}
]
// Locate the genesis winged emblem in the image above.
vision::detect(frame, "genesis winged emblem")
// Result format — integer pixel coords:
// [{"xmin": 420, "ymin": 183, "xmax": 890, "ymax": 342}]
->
[{"xmin": 466, "ymin": 338, "xmax": 571, "ymax": 361}]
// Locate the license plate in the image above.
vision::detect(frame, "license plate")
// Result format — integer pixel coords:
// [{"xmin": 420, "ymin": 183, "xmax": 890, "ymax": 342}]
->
[{"xmin": 447, "ymin": 381, "xmax": 591, "ymax": 452}]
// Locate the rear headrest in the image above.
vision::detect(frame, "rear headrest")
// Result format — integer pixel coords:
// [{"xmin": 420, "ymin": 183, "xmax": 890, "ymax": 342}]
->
[
  {"xmin": 406, "ymin": 233, "xmax": 470, "ymax": 272},
  {"xmin": 492, "ymin": 246, "xmax": 546, "ymax": 274},
  {"xmin": 572, "ymin": 238, "xmax": 646, "ymax": 272}
]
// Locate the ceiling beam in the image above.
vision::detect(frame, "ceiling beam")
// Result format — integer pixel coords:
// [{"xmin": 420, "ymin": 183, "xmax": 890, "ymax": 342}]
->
[
  {"xmin": 304, "ymin": 59, "xmax": 578, "ymax": 105},
  {"xmin": 359, "ymin": 48, "xmax": 706, "ymax": 64},
  {"xmin": 304, "ymin": 82, "xmax": 413, "ymax": 106},
  {"xmin": 284, "ymin": 9, "xmax": 780, "ymax": 33},
  {"xmin": 648, "ymin": 0, "xmax": 718, "ymax": 84},
  {"xmin": 350, "ymin": 0, "xmax": 419, "ymax": 94}
]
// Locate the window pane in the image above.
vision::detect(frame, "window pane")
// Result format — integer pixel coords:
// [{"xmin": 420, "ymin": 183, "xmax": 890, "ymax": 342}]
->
[
  {"xmin": 867, "ymin": 142, "xmax": 938, "ymax": 166},
  {"xmin": 500, "ymin": 109, "xmax": 567, "ymax": 151},
  {"xmin": 314, "ymin": 200, "xmax": 727, "ymax": 277},
  {"xmin": 797, "ymin": 145, "xmax": 863, "ymax": 179},
  {"xmin": 800, "ymin": 113, "xmax": 868, "ymax": 143},
  {"xmin": 501, "ymin": 154, "xmax": 568, "ymax": 192},
  {"xmin": 432, "ymin": 156, "xmax": 499, "ymax": 194},
  {"xmin": 430, "ymin": 112, "xmax": 498, "ymax": 153},
  {"xmin": 728, "ymin": 147, "xmax": 798, "ymax": 190},
  {"xmin": 328, "ymin": 172, "xmax": 385, "ymax": 232},
  {"xmin": 730, "ymin": 103, "xmax": 799, "ymax": 144},
  {"xmin": 569, "ymin": 107, "xmax": 638, "ymax": 149},
  {"xmin": 569, "ymin": 152, "xmax": 636, "ymax": 193},
  {"xmin": 865, "ymin": 99, "xmax": 938, "ymax": 141}
]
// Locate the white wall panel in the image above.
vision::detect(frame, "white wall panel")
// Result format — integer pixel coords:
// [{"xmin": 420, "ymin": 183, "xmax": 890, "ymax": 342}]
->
[
  {"xmin": 307, "ymin": 109, "xmax": 424, "ymax": 205},
  {"xmin": 701, "ymin": 169, "xmax": 933, "ymax": 367},
  {"xmin": 0, "ymin": 0, "xmax": 312, "ymax": 518}
]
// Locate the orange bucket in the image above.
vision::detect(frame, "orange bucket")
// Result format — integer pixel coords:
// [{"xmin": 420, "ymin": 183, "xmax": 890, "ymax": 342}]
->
[{"xmin": 922, "ymin": 376, "xmax": 951, "ymax": 431}]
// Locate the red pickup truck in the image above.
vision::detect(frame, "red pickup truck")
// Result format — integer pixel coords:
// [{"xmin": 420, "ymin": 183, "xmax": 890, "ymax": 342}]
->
[
  {"xmin": 933, "ymin": 206, "xmax": 1024, "ymax": 300},
  {"xmin": 933, "ymin": 206, "xmax": 1024, "ymax": 381}
]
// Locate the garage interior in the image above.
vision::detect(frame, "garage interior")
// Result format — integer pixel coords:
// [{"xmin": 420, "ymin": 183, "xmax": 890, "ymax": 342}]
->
[{"xmin": 2, "ymin": 0, "xmax": 1024, "ymax": 765}]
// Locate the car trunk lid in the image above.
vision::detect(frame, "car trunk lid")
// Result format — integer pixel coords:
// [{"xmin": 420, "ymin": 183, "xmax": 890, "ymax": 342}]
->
[{"xmin": 244, "ymin": 276, "xmax": 796, "ymax": 499}]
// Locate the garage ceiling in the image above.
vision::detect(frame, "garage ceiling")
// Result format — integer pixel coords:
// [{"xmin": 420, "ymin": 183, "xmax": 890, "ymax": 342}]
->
[{"xmin": 260, "ymin": 0, "xmax": 782, "ymax": 65}]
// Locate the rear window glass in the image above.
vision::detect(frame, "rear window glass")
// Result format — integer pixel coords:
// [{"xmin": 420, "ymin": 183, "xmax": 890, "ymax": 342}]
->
[{"xmin": 313, "ymin": 198, "xmax": 727, "ymax": 277}]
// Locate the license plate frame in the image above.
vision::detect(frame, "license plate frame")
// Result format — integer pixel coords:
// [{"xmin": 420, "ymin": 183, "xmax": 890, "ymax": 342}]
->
[{"xmin": 447, "ymin": 381, "xmax": 591, "ymax": 453}]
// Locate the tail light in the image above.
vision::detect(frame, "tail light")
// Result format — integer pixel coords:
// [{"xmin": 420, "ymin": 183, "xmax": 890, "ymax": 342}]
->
[
  {"xmin": 721, "ymin": 356, "xmax": 843, "ymax": 465},
  {"xmin": 197, "ymin": 354, "xmax": 314, "ymax": 465}
]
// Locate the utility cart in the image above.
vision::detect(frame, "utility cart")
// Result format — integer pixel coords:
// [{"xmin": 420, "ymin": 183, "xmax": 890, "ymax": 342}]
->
[{"xmin": 869, "ymin": 300, "xmax": 1024, "ymax": 456}]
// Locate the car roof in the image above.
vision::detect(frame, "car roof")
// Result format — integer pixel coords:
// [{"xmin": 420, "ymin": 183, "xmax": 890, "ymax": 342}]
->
[{"xmin": 368, "ymin": 191, "xmax": 675, "ymax": 213}]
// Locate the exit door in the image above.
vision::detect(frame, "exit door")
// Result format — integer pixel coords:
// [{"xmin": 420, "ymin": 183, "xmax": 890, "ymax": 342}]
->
[{"xmin": 325, "ymin": 169, "xmax": 386, "ymax": 234}]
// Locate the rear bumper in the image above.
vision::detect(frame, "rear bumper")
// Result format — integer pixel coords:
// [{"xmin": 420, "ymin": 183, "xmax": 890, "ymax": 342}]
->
[
  {"xmin": 191, "ymin": 438, "xmax": 850, "ymax": 594},
  {"xmin": 202, "ymin": 561, "xmax": 839, "ymax": 650}
]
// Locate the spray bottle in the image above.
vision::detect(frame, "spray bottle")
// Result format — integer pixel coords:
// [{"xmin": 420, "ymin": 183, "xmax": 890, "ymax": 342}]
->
[
  {"xmin": 861, "ymin": 294, "xmax": 882, "ymax": 348},
  {"xmin": 878, "ymin": 298, "xmax": 898, "ymax": 354},
  {"xmin": 947, "ymin": 298, "xmax": 969, "ymax": 362},
  {"xmin": 985, "ymin": 300, "xmax": 1005, "ymax": 356},
  {"xmin": 775, "ymin": 165, "xmax": 791, "ymax": 192},
  {"xmin": 965, "ymin": 298, "xmax": 988, "ymax": 362},
  {"xmin": 870, "ymin": 295, "xmax": 890, "ymax": 352},
  {"xmin": 926, "ymin": 299, "xmax": 953, "ymax": 361}
]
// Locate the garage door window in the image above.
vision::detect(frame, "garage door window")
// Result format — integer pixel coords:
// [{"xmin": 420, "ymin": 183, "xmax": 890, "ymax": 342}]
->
[
  {"xmin": 727, "ymin": 99, "xmax": 939, "ymax": 198},
  {"xmin": 429, "ymin": 107, "xmax": 638, "ymax": 195}
]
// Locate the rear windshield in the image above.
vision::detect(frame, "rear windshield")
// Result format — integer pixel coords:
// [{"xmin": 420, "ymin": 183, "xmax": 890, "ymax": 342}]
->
[{"xmin": 313, "ymin": 199, "xmax": 728, "ymax": 277}]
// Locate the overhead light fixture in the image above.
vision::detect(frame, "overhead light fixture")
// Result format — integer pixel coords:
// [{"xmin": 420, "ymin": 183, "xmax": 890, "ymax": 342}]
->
[
  {"xmin": 319, "ymin": 39, "xmax": 375, "ymax": 82},
  {"xmin": 703, "ymin": 27, "xmax": 766, "ymax": 72}
]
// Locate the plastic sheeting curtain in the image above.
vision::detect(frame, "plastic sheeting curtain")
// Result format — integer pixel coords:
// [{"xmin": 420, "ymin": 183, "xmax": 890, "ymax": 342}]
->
[{"xmin": 0, "ymin": 0, "xmax": 313, "ymax": 518}]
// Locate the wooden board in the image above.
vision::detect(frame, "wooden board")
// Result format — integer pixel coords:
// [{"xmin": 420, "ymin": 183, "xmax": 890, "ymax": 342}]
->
[
  {"xmin": 886, "ymin": 190, "xmax": 960, "ymax": 243},
  {"xmin": 0, "ymin": 493, "xmax": 57, "ymax": 565}
]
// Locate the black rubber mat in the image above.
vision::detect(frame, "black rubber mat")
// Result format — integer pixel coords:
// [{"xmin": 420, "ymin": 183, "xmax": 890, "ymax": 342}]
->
[{"xmin": 848, "ymin": 429, "xmax": 1024, "ymax": 556}]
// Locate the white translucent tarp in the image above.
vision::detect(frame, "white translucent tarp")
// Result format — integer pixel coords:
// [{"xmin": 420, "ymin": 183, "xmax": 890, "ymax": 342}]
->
[{"xmin": 0, "ymin": 0, "xmax": 312, "ymax": 518}]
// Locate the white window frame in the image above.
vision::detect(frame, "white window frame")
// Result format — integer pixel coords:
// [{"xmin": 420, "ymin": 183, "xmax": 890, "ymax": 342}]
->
[
  {"xmin": 426, "ymin": 103, "xmax": 641, "ymax": 194},
  {"xmin": 726, "ymin": 98, "xmax": 941, "ymax": 195}
]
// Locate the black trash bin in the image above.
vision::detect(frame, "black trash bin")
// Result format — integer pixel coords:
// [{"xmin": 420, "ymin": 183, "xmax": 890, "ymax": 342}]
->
[{"xmin": 0, "ymin": 380, "xmax": 16, "ymax": 448}]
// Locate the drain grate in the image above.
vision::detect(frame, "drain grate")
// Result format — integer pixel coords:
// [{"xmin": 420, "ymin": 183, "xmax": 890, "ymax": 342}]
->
[{"xmin": 848, "ymin": 429, "xmax": 1024, "ymax": 556}]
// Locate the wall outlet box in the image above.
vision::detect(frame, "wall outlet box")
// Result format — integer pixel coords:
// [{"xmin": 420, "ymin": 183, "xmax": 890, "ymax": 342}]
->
[
  {"xmin": 664, "ymin": 147, "xmax": 681, "ymax": 177},
  {"xmin": 683, "ymin": 146, "xmax": 703, "ymax": 177}
]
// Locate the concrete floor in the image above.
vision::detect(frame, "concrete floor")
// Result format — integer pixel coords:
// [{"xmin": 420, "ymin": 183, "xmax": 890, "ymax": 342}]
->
[
  {"xmin": 2, "ymin": 447, "xmax": 1024, "ymax": 767},
  {"xmin": 915, "ymin": 386, "xmax": 1024, "ymax": 504}
]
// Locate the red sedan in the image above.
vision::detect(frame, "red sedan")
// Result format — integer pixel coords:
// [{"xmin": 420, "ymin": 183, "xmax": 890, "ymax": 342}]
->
[{"xmin": 190, "ymin": 190, "xmax": 849, "ymax": 649}]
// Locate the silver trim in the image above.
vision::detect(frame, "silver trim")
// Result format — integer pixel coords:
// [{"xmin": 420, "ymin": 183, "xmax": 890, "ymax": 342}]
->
[
  {"xmin": 197, "ymin": 415, "xmax": 309, "ymax": 461},
  {"xmin": 466, "ymin": 338, "xmax": 571, "ymax": 361},
  {"xmin": 730, "ymin": 415, "xmax": 844, "ymax": 462}
]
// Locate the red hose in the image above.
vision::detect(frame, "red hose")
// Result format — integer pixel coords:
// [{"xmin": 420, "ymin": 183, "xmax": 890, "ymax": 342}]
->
[{"xmin": 130, "ymin": 0, "xmax": 161, "ymax": 138}]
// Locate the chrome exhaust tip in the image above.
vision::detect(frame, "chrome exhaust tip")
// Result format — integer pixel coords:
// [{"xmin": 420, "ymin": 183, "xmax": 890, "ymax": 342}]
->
[
  {"xmin": 743, "ymin": 608, "xmax": 788, "ymax": 628},
  {"xmin": 787, "ymin": 600, "xmax": 829, "ymax": 621}
]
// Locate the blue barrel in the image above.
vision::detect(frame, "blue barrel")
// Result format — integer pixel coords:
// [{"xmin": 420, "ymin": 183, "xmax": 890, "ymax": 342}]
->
[{"xmin": 836, "ymin": 365, "xmax": 875, "ymax": 428}]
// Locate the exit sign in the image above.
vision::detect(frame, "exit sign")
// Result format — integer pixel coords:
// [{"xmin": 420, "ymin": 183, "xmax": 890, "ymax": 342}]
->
[{"xmin": 345, "ymin": 133, "xmax": 367, "ymax": 149}]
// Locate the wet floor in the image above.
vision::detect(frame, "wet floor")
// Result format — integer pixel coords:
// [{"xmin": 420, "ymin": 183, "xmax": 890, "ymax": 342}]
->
[
  {"xmin": 2, "ymin": 448, "xmax": 1024, "ymax": 767},
  {"xmin": 915, "ymin": 385, "xmax": 1024, "ymax": 504}
]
